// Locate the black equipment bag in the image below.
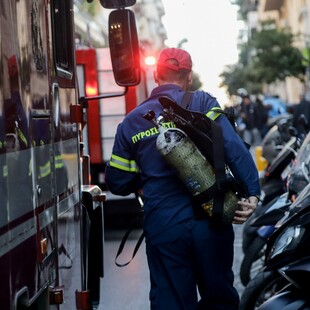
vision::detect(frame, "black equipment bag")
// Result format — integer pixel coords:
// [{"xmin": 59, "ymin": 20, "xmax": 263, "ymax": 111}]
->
[{"xmin": 158, "ymin": 96, "xmax": 246, "ymax": 223}]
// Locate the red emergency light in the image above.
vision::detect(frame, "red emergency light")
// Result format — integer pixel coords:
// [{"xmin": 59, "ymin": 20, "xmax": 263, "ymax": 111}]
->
[
  {"xmin": 144, "ymin": 55, "xmax": 156, "ymax": 67},
  {"xmin": 85, "ymin": 82, "xmax": 98, "ymax": 96}
]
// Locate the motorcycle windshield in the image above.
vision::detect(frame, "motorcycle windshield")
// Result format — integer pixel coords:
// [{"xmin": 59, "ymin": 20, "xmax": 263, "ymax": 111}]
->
[
  {"xmin": 267, "ymin": 183, "xmax": 310, "ymax": 265},
  {"xmin": 286, "ymin": 182, "xmax": 310, "ymax": 218},
  {"xmin": 287, "ymin": 132, "xmax": 310, "ymax": 195}
]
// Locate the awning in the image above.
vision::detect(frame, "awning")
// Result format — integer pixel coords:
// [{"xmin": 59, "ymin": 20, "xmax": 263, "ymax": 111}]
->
[{"xmin": 264, "ymin": 0, "xmax": 284, "ymax": 11}]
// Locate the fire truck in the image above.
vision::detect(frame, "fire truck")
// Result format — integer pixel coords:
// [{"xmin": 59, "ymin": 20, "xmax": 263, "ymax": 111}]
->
[
  {"xmin": 76, "ymin": 46, "xmax": 153, "ymax": 223},
  {"xmin": 0, "ymin": 0, "xmax": 140, "ymax": 309}
]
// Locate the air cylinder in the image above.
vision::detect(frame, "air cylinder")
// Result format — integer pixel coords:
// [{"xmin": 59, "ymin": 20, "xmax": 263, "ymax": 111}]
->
[{"xmin": 156, "ymin": 125, "xmax": 239, "ymax": 224}]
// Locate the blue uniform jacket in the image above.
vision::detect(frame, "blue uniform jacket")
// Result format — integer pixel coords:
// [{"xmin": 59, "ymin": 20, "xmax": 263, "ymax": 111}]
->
[{"xmin": 105, "ymin": 84, "xmax": 260, "ymax": 239}]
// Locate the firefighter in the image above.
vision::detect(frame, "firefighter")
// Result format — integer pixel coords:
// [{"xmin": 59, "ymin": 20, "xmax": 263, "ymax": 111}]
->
[{"xmin": 105, "ymin": 48, "xmax": 260, "ymax": 309}]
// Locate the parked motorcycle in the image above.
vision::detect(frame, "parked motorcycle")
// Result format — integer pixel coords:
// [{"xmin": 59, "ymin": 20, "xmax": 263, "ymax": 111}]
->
[
  {"xmin": 239, "ymin": 181, "xmax": 310, "ymax": 310},
  {"xmin": 257, "ymin": 256, "xmax": 310, "ymax": 309},
  {"xmin": 240, "ymin": 129, "xmax": 310, "ymax": 286},
  {"xmin": 260, "ymin": 128, "xmax": 299, "ymax": 205},
  {"xmin": 242, "ymin": 115, "xmax": 308, "ymax": 252},
  {"xmin": 239, "ymin": 192, "xmax": 291, "ymax": 286},
  {"xmin": 261, "ymin": 114, "xmax": 293, "ymax": 164},
  {"xmin": 260, "ymin": 114, "xmax": 309, "ymax": 205},
  {"xmin": 242, "ymin": 127, "xmax": 300, "ymax": 253}
]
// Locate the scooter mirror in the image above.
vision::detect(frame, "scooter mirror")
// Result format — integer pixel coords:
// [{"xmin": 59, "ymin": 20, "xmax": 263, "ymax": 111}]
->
[
  {"xmin": 288, "ymin": 126, "xmax": 298, "ymax": 137},
  {"xmin": 297, "ymin": 114, "xmax": 309, "ymax": 131},
  {"xmin": 100, "ymin": 0, "xmax": 136, "ymax": 9}
]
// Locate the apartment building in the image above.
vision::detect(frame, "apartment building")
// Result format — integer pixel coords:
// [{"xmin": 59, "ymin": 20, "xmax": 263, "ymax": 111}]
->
[{"xmin": 240, "ymin": 0, "xmax": 310, "ymax": 103}]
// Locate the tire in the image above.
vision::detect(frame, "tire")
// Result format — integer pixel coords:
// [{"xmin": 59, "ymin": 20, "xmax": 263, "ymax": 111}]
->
[
  {"xmin": 260, "ymin": 178, "xmax": 285, "ymax": 205},
  {"xmin": 239, "ymin": 271, "xmax": 289, "ymax": 310},
  {"xmin": 242, "ymin": 216, "xmax": 259, "ymax": 253},
  {"xmin": 242, "ymin": 203, "xmax": 267, "ymax": 253},
  {"xmin": 240, "ymin": 236, "xmax": 266, "ymax": 286}
]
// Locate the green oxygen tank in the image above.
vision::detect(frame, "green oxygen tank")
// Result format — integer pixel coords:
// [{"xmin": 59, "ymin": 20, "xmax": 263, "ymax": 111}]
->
[{"xmin": 155, "ymin": 115, "xmax": 239, "ymax": 224}]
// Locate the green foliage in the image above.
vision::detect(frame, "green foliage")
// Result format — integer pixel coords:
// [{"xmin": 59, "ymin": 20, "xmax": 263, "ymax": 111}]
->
[
  {"xmin": 220, "ymin": 22, "xmax": 306, "ymax": 96},
  {"xmin": 232, "ymin": 0, "xmax": 256, "ymax": 21},
  {"xmin": 250, "ymin": 24, "xmax": 306, "ymax": 83},
  {"xmin": 220, "ymin": 63, "xmax": 262, "ymax": 95},
  {"xmin": 189, "ymin": 71, "xmax": 203, "ymax": 91},
  {"xmin": 78, "ymin": 0, "xmax": 99, "ymax": 17}
]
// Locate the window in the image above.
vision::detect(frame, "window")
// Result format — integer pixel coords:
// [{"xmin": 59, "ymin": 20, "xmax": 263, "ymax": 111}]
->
[{"xmin": 51, "ymin": 0, "xmax": 74, "ymax": 79}]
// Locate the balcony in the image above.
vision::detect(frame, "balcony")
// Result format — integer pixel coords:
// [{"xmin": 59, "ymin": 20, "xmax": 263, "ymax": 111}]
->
[{"xmin": 264, "ymin": 0, "xmax": 284, "ymax": 11}]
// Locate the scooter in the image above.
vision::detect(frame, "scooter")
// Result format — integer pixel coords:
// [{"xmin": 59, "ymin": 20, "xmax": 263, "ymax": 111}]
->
[
  {"xmin": 260, "ymin": 114, "xmax": 309, "ymax": 205},
  {"xmin": 260, "ymin": 128, "xmax": 299, "ymax": 205},
  {"xmin": 242, "ymin": 115, "xmax": 309, "ymax": 254},
  {"xmin": 261, "ymin": 114, "xmax": 293, "ymax": 164},
  {"xmin": 239, "ymin": 181, "xmax": 310, "ymax": 310},
  {"xmin": 254, "ymin": 186, "xmax": 310, "ymax": 310},
  {"xmin": 242, "ymin": 129, "xmax": 300, "ymax": 254},
  {"xmin": 240, "ymin": 130, "xmax": 310, "ymax": 286},
  {"xmin": 258, "ymin": 256, "xmax": 310, "ymax": 310},
  {"xmin": 239, "ymin": 192, "xmax": 291, "ymax": 286}
]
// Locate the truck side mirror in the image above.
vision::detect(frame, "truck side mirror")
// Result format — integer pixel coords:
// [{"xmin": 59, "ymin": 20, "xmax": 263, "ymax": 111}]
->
[
  {"xmin": 100, "ymin": 0, "xmax": 136, "ymax": 9},
  {"xmin": 109, "ymin": 9, "xmax": 141, "ymax": 86}
]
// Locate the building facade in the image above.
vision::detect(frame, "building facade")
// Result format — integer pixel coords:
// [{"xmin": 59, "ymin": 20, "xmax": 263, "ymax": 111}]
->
[
  {"xmin": 239, "ymin": 0, "xmax": 310, "ymax": 103},
  {"xmin": 73, "ymin": 0, "xmax": 167, "ymax": 56}
]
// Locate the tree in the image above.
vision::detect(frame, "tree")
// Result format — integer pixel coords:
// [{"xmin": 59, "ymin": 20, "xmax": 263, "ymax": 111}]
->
[
  {"xmin": 189, "ymin": 71, "xmax": 203, "ymax": 91},
  {"xmin": 75, "ymin": 0, "xmax": 101, "ymax": 17},
  {"xmin": 220, "ymin": 22, "xmax": 306, "ymax": 96},
  {"xmin": 220, "ymin": 63, "xmax": 262, "ymax": 95},
  {"xmin": 231, "ymin": 0, "xmax": 259, "ymax": 22},
  {"xmin": 250, "ymin": 23, "xmax": 306, "ymax": 83}
]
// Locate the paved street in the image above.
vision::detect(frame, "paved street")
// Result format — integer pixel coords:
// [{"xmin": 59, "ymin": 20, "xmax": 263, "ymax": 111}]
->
[{"xmin": 98, "ymin": 224, "xmax": 245, "ymax": 310}]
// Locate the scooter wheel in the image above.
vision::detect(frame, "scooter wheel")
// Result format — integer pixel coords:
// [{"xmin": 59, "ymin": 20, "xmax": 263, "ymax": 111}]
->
[
  {"xmin": 239, "ymin": 271, "xmax": 288, "ymax": 310},
  {"xmin": 240, "ymin": 236, "xmax": 266, "ymax": 286}
]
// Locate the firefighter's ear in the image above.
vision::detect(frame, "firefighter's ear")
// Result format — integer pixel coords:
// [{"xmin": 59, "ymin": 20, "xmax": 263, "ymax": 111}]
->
[
  {"xmin": 188, "ymin": 71, "xmax": 193, "ymax": 84},
  {"xmin": 153, "ymin": 70, "xmax": 158, "ymax": 84}
]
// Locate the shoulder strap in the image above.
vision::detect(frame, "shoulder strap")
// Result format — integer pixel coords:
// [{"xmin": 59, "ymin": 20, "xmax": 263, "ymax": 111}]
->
[
  {"xmin": 158, "ymin": 97, "xmax": 232, "ymax": 224},
  {"xmin": 115, "ymin": 229, "xmax": 145, "ymax": 267},
  {"xmin": 180, "ymin": 92, "xmax": 229, "ymax": 193},
  {"xmin": 115, "ymin": 196, "xmax": 144, "ymax": 267},
  {"xmin": 182, "ymin": 91, "xmax": 236, "ymax": 129},
  {"xmin": 180, "ymin": 91, "xmax": 193, "ymax": 109}
]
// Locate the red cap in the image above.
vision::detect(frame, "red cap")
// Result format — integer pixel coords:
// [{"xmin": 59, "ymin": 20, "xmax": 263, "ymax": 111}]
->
[{"xmin": 157, "ymin": 48, "xmax": 192, "ymax": 71}]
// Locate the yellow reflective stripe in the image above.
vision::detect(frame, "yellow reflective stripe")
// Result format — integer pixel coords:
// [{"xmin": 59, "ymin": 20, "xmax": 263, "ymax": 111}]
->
[
  {"xmin": 55, "ymin": 154, "xmax": 64, "ymax": 169},
  {"xmin": 110, "ymin": 154, "xmax": 138, "ymax": 173},
  {"xmin": 29, "ymin": 159, "xmax": 32, "ymax": 176},
  {"xmin": 55, "ymin": 162, "xmax": 64, "ymax": 169},
  {"xmin": 39, "ymin": 161, "xmax": 51, "ymax": 178},
  {"xmin": 3, "ymin": 165, "xmax": 8, "ymax": 177},
  {"xmin": 16, "ymin": 128, "xmax": 28, "ymax": 147},
  {"xmin": 206, "ymin": 107, "xmax": 222, "ymax": 121}
]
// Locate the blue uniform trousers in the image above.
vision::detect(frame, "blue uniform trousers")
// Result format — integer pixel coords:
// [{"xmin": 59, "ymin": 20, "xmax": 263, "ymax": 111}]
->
[{"xmin": 145, "ymin": 218, "xmax": 239, "ymax": 309}]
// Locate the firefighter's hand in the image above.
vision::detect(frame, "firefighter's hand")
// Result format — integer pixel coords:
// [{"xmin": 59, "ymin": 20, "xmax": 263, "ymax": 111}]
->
[{"xmin": 233, "ymin": 196, "xmax": 258, "ymax": 224}]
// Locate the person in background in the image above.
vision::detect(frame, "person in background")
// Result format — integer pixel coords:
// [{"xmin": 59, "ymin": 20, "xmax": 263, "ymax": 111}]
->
[
  {"xmin": 293, "ymin": 91, "xmax": 310, "ymax": 132},
  {"xmin": 263, "ymin": 95, "xmax": 287, "ymax": 118},
  {"xmin": 240, "ymin": 95, "xmax": 262, "ymax": 147},
  {"xmin": 105, "ymin": 47, "xmax": 260, "ymax": 309},
  {"xmin": 255, "ymin": 96, "xmax": 269, "ymax": 138}
]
